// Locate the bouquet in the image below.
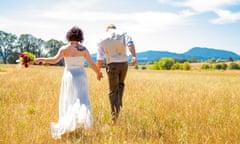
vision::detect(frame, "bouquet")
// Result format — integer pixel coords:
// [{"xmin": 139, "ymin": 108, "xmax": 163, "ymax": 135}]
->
[{"xmin": 18, "ymin": 52, "xmax": 36, "ymax": 68}]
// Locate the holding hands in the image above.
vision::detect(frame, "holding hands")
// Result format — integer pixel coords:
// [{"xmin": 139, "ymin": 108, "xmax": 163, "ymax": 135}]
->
[{"xmin": 97, "ymin": 72, "xmax": 103, "ymax": 81}]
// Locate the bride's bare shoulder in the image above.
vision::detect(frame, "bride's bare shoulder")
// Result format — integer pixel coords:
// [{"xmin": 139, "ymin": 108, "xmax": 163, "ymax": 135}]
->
[
  {"xmin": 61, "ymin": 44, "xmax": 71, "ymax": 50},
  {"xmin": 59, "ymin": 45, "xmax": 72, "ymax": 54}
]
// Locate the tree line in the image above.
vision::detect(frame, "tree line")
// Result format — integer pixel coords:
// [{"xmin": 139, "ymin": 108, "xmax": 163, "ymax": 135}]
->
[
  {"xmin": 148, "ymin": 57, "xmax": 191, "ymax": 70},
  {"xmin": 135, "ymin": 57, "xmax": 240, "ymax": 71},
  {"xmin": 0, "ymin": 30, "xmax": 65, "ymax": 65}
]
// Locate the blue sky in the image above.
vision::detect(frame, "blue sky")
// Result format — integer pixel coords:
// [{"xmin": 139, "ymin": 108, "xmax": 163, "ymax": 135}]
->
[{"xmin": 0, "ymin": 0, "xmax": 240, "ymax": 54}]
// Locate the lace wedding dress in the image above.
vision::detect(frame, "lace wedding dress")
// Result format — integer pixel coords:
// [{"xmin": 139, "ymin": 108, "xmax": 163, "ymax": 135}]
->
[{"xmin": 50, "ymin": 57, "xmax": 92, "ymax": 139}]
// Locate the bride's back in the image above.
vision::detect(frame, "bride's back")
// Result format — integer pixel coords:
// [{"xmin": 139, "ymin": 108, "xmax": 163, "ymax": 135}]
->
[{"xmin": 63, "ymin": 43, "xmax": 86, "ymax": 57}]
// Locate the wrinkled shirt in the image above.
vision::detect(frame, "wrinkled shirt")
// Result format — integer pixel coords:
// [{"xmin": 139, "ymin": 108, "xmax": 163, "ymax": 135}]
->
[{"xmin": 97, "ymin": 29, "xmax": 134, "ymax": 62}]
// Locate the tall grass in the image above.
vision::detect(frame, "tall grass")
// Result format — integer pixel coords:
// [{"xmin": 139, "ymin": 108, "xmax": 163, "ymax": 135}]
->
[{"xmin": 1, "ymin": 65, "xmax": 240, "ymax": 143}]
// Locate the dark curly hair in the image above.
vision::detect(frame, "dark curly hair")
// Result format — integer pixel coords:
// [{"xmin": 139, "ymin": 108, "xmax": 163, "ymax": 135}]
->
[{"xmin": 66, "ymin": 26, "xmax": 84, "ymax": 42}]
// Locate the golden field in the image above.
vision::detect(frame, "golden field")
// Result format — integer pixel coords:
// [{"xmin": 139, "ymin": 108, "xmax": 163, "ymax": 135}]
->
[{"xmin": 1, "ymin": 64, "xmax": 240, "ymax": 144}]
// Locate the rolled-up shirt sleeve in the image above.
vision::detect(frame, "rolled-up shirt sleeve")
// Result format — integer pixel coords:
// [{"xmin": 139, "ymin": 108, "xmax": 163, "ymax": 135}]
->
[
  {"xmin": 97, "ymin": 43, "xmax": 105, "ymax": 60},
  {"xmin": 124, "ymin": 33, "xmax": 134, "ymax": 46}
]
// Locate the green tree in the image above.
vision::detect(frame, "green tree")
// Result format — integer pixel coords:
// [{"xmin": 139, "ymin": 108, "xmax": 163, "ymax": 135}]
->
[
  {"xmin": 221, "ymin": 63, "xmax": 228, "ymax": 70},
  {"xmin": 149, "ymin": 61, "xmax": 160, "ymax": 70},
  {"xmin": 45, "ymin": 39, "xmax": 65, "ymax": 66},
  {"xmin": 213, "ymin": 63, "xmax": 222, "ymax": 70},
  {"xmin": 201, "ymin": 64, "xmax": 210, "ymax": 69},
  {"xmin": 7, "ymin": 52, "xmax": 19, "ymax": 64},
  {"xmin": 213, "ymin": 63, "xmax": 227, "ymax": 70},
  {"xmin": 0, "ymin": 31, "xmax": 17, "ymax": 64},
  {"xmin": 17, "ymin": 34, "xmax": 45, "ymax": 56},
  {"xmin": 182, "ymin": 61, "xmax": 191, "ymax": 70},
  {"xmin": 34, "ymin": 38, "xmax": 45, "ymax": 57},
  {"xmin": 229, "ymin": 62, "xmax": 239, "ymax": 70},
  {"xmin": 134, "ymin": 64, "xmax": 139, "ymax": 69},
  {"xmin": 141, "ymin": 65, "xmax": 147, "ymax": 70},
  {"xmin": 159, "ymin": 58, "xmax": 174, "ymax": 70},
  {"xmin": 171, "ymin": 62, "xmax": 181, "ymax": 70},
  {"xmin": 45, "ymin": 39, "xmax": 65, "ymax": 57}
]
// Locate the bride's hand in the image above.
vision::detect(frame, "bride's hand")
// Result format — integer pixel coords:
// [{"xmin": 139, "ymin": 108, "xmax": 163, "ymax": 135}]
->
[
  {"xmin": 34, "ymin": 58, "xmax": 42, "ymax": 64},
  {"xmin": 33, "ymin": 58, "xmax": 44, "ymax": 65},
  {"xmin": 97, "ymin": 72, "xmax": 103, "ymax": 80}
]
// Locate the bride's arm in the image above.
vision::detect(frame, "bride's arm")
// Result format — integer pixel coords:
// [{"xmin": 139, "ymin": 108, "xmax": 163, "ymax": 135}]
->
[
  {"xmin": 34, "ymin": 47, "xmax": 65, "ymax": 64},
  {"xmin": 84, "ymin": 49, "xmax": 102, "ymax": 80}
]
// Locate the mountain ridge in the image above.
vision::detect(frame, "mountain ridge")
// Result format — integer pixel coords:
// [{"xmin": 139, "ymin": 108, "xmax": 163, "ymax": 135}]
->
[
  {"xmin": 133, "ymin": 47, "xmax": 240, "ymax": 63},
  {"xmin": 88, "ymin": 47, "xmax": 240, "ymax": 63}
]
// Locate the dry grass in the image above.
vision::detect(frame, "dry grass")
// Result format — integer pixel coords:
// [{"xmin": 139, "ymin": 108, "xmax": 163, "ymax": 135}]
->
[{"xmin": 1, "ymin": 64, "xmax": 240, "ymax": 144}]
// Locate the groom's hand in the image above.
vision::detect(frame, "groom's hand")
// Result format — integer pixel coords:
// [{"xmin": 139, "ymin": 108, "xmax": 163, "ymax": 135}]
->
[
  {"xmin": 100, "ymin": 72, "xmax": 103, "ymax": 79},
  {"xmin": 97, "ymin": 72, "xmax": 103, "ymax": 81}
]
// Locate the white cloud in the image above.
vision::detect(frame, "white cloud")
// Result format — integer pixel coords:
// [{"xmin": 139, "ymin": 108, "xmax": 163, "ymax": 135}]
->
[
  {"xmin": 158, "ymin": 0, "xmax": 240, "ymax": 24},
  {"xmin": 158, "ymin": 0, "xmax": 240, "ymax": 12},
  {"xmin": 182, "ymin": 0, "xmax": 240, "ymax": 12},
  {"xmin": 1, "ymin": 0, "xmax": 240, "ymax": 54},
  {"xmin": 211, "ymin": 9, "xmax": 240, "ymax": 24},
  {"xmin": 51, "ymin": 0, "xmax": 100, "ymax": 11},
  {"xmin": 0, "ymin": 0, "xmax": 204, "ymax": 54},
  {"xmin": 0, "ymin": 4, "xmax": 192, "ymax": 37}
]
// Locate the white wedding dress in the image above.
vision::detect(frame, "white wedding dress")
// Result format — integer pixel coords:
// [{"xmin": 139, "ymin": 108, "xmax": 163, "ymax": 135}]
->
[{"xmin": 50, "ymin": 57, "xmax": 93, "ymax": 139}]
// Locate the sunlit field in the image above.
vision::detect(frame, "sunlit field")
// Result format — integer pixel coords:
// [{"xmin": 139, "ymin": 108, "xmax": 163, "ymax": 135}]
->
[{"xmin": 1, "ymin": 64, "xmax": 240, "ymax": 144}]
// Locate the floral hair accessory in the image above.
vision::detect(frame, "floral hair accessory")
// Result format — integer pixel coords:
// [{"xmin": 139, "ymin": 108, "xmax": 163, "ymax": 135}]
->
[{"xmin": 18, "ymin": 52, "xmax": 35, "ymax": 68}]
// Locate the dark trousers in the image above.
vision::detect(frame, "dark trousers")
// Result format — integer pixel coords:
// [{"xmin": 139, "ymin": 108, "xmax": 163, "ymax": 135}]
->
[{"xmin": 106, "ymin": 62, "xmax": 128, "ymax": 120}]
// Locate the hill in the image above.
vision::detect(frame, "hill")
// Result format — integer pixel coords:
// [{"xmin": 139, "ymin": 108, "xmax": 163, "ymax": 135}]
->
[
  {"xmin": 2, "ymin": 47, "xmax": 236, "ymax": 64},
  {"xmin": 135, "ymin": 50, "xmax": 184, "ymax": 63},
  {"xmin": 184, "ymin": 47, "xmax": 240, "ymax": 60},
  {"xmin": 133, "ymin": 47, "xmax": 240, "ymax": 63}
]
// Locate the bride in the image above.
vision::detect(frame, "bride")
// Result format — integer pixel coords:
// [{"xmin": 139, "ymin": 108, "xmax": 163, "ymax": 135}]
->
[{"xmin": 34, "ymin": 26, "xmax": 102, "ymax": 139}]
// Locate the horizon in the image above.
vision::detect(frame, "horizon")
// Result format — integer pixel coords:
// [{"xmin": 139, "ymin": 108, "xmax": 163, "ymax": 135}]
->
[
  {"xmin": 90, "ymin": 47, "xmax": 240, "ymax": 57},
  {"xmin": 1, "ymin": 0, "xmax": 240, "ymax": 55},
  {"xmin": 1, "ymin": 27, "xmax": 240, "ymax": 56},
  {"xmin": 135, "ymin": 47, "xmax": 240, "ymax": 55}
]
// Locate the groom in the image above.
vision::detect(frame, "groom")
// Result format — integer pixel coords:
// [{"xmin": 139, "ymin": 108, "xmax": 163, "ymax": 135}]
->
[{"xmin": 96, "ymin": 24, "xmax": 136, "ymax": 124}]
